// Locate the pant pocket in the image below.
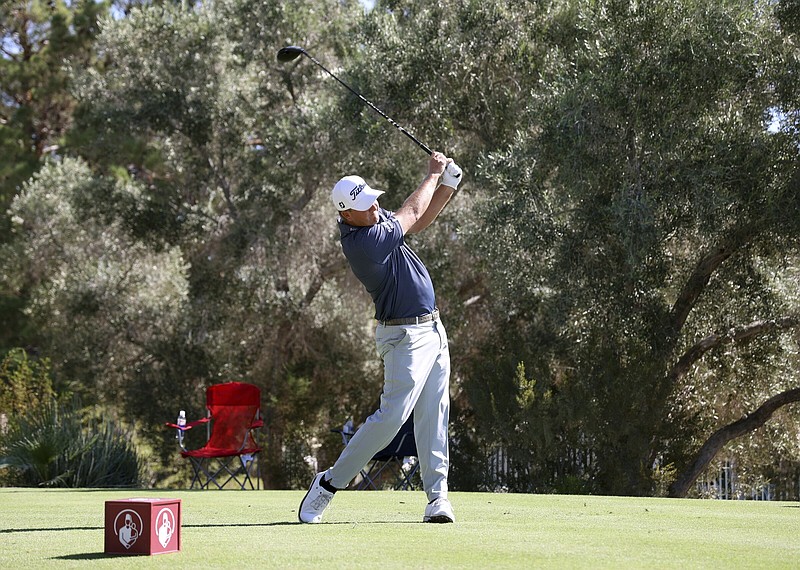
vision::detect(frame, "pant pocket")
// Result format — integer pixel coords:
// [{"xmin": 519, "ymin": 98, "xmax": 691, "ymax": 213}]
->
[
  {"xmin": 434, "ymin": 321, "xmax": 448, "ymax": 351},
  {"xmin": 376, "ymin": 326, "xmax": 408, "ymax": 359}
]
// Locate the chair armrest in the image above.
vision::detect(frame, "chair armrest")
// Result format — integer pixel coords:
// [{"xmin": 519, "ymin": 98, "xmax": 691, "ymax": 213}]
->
[
  {"xmin": 164, "ymin": 417, "xmax": 210, "ymax": 431},
  {"xmin": 186, "ymin": 417, "xmax": 211, "ymax": 429},
  {"xmin": 331, "ymin": 428, "xmax": 355, "ymax": 445}
]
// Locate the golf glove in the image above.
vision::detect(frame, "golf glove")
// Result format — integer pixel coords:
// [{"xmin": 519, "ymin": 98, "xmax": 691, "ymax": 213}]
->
[{"xmin": 440, "ymin": 162, "xmax": 463, "ymax": 190}]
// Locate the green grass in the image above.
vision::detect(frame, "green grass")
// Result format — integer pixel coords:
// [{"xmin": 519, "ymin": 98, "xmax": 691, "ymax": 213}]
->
[{"xmin": 0, "ymin": 488, "xmax": 797, "ymax": 568}]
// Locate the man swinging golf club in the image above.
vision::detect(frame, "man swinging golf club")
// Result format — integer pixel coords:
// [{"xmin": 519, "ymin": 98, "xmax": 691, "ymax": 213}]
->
[{"xmin": 298, "ymin": 151, "xmax": 462, "ymax": 524}]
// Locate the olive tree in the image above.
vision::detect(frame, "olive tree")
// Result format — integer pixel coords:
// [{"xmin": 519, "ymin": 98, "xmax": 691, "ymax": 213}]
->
[
  {"xmin": 464, "ymin": 0, "xmax": 800, "ymax": 495},
  {"xmin": 9, "ymin": 0, "xmax": 383, "ymax": 487}
]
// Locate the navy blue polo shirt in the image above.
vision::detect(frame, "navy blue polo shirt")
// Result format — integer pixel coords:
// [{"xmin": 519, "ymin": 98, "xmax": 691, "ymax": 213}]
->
[{"xmin": 338, "ymin": 207, "xmax": 436, "ymax": 322}]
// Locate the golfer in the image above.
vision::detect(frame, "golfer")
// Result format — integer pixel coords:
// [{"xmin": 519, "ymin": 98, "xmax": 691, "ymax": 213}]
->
[{"xmin": 298, "ymin": 151, "xmax": 462, "ymax": 524}]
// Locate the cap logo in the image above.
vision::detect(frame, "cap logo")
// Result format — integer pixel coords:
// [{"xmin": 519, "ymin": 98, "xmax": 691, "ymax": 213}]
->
[{"xmin": 350, "ymin": 183, "xmax": 365, "ymax": 202}]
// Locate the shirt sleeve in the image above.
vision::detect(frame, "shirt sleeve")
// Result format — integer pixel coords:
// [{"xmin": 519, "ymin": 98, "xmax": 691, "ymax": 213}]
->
[{"xmin": 358, "ymin": 213, "xmax": 404, "ymax": 263}]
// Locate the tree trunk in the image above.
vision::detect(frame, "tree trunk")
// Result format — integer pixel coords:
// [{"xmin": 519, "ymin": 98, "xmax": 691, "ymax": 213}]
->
[
  {"xmin": 261, "ymin": 423, "xmax": 285, "ymax": 489},
  {"xmin": 668, "ymin": 388, "xmax": 800, "ymax": 498}
]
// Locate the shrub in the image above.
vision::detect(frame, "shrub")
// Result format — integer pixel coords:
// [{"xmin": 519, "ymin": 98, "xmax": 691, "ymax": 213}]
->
[
  {"xmin": 0, "ymin": 399, "xmax": 142, "ymax": 487},
  {"xmin": 0, "ymin": 348, "xmax": 55, "ymax": 419}
]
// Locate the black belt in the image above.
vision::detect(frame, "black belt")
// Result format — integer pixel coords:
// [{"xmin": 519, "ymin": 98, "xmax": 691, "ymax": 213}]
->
[{"xmin": 379, "ymin": 309, "xmax": 439, "ymax": 326}]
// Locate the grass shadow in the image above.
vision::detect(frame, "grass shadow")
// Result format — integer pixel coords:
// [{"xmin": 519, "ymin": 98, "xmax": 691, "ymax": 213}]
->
[
  {"xmin": 52, "ymin": 553, "xmax": 122, "ymax": 561},
  {"xmin": 1, "ymin": 520, "xmax": 422, "ymax": 535},
  {"xmin": 0, "ymin": 526, "xmax": 103, "ymax": 534}
]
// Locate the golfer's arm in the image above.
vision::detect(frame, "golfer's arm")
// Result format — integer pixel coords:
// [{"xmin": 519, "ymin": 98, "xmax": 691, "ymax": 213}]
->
[
  {"xmin": 406, "ymin": 184, "xmax": 457, "ymax": 234},
  {"xmin": 394, "ymin": 174, "xmax": 441, "ymax": 234}
]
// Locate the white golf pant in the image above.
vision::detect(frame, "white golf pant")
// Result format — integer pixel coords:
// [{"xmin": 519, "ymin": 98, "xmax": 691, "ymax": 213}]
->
[{"xmin": 326, "ymin": 317, "xmax": 450, "ymax": 501}]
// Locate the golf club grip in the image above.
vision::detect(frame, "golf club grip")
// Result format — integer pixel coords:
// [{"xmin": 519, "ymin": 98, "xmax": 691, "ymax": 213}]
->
[{"xmin": 305, "ymin": 53, "xmax": 433, "ymax": 156}]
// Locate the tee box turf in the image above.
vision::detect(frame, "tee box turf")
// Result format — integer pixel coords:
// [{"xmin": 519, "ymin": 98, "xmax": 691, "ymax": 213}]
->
[{"xmin": 104, "ymin": 498, "xmax": 182, "ymax": 556}]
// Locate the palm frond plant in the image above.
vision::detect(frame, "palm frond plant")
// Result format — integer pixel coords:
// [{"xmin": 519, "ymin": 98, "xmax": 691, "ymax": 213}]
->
[{"xmin": 0, "ymin": 399, "xmax": 141, "ymax": 487}]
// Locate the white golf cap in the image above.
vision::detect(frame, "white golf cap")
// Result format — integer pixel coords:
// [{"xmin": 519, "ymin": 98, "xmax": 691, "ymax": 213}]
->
[{"xmin": 331, "ymin": 175, "xmax": 384, "ymax": 211}]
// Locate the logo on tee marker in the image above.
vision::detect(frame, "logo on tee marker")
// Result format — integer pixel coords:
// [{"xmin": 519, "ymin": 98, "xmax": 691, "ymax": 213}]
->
[{"xmin": 350, "ymin": 183, "xmax": 365, "ymax": 202}]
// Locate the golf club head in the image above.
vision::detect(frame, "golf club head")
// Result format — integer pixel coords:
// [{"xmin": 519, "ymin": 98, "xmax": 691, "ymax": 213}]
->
[{"xmin": 277, "ymin": 46, "xmax": 306, "ymax": 62}]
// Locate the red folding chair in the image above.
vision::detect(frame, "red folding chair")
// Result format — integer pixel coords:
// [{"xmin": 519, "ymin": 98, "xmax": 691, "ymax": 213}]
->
[{"xmin": 166, "ymin": 382, "xmax": 263, "ymax": 490}]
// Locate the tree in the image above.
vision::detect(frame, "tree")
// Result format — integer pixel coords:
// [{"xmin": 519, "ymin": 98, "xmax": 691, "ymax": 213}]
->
[
  {"xmin": 5, "ymin": 0, "xmax": 800, "ymax": 495},
  {"xmin": 12, "ymin": 0, "xmax": 386, "ymax": 487},
  {"xmin": 668, "ymin": 387, "xmax": 800, "ymax": 497},
  {"xmin": 0, "ymin": 0, "xmax": 107, "ymax": 352},
  {"xmin": 8, "ymin": 157, "xmax": 192, "ymax": 408},
  {"xmin": 464, "ymin": 0, "xmax": 800, "ymax": 495},
  {"xmin": 0, "ymin": 0, "xmax": 105, "ymax": 203}
]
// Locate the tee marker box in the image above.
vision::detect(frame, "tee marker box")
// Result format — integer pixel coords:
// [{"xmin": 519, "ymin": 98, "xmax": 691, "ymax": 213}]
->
[{"xmin": 104, "ymin": 498, "xmax": 182, "ymax": 555}]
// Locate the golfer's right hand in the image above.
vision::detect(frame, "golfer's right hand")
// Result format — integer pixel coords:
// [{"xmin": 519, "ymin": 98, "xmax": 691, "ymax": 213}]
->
[{"xmin": 428, "ymin": 152, "xmax": 448, "ymax": 177}]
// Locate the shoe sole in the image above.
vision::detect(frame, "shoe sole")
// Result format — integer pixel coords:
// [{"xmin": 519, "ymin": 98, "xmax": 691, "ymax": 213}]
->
[
  {"xmin": 298, "ymin": 474, "xmax": 323, "ymax": 524},
  {"xmin": 423, "ymin": 515, "xmax": 454, "ymax": 523}
]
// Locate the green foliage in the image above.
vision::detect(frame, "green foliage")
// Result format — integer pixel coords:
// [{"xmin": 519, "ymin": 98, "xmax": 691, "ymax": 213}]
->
[
  {"xmin": 30, "ymin": 0, "xmax": 382, "ymax": 487},
  {"xmin": 462, "ymin": 0, "xmax": 800, "ymax": 494},
  {"xmin": 2, "ymin": 0, "xmax": 800, "ymax": 495},
  {"xmin": 0, "ymin": 348, "xmax": 55, "ymax": 417},
  {"xmin": 0, "ymin": 0, "xmax": 107, "ymax": 215},
  {"xmin": 0, "ymin": 399, "xmax": 142, "ymax": 487},
  {"xmin": 0, "ymin": 0, "xmax": 109, "ymax": 353},
  {"xmin": 8, "ymin": 157, "xmax": 191, "ymax": 407}
]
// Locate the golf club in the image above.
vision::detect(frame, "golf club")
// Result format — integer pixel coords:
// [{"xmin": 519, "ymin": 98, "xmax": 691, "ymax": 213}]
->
[{"xmin": 277, "ymin": 45, "xmax": 434, "ymax": 156}]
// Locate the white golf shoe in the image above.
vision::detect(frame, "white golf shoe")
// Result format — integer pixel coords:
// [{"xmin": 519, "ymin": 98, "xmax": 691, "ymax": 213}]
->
[
  {"xmin": 298, "ymin": 472, "xmax": 335, "ymax": 523},
  {"xmin": 423, "ymin": 497, "xmax": 455, "ymax": 523}
]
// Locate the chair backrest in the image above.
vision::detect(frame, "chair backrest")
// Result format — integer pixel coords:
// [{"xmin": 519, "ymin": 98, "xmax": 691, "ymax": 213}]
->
[
  {"xmin": 374, "ymin": 416, "xmax": 416, "ymax": 460},
  {"xmin": 205, "ymin": 382, "xmax": 261, "ymax": 452}
]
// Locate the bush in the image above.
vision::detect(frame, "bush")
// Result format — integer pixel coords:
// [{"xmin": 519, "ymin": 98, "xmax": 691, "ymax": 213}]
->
[
  {"xmin": 0, "ymin": 399, "xmax": 142, "ymax": 487},
  {"xmin": 0, "ymin": 348, "xmax": 55, "ymax": 418}
]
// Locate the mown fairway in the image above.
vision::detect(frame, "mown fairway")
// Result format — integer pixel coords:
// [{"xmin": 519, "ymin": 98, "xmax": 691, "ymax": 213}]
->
[{"xmin": 1, "ymin": 489, "xmax": 797, "ymax": 568}]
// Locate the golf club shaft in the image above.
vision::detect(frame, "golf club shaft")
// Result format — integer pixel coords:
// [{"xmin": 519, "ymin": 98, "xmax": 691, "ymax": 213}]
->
[{"xmin": 300, "ymin": 52, "xmax": 433, "ymax": 156}]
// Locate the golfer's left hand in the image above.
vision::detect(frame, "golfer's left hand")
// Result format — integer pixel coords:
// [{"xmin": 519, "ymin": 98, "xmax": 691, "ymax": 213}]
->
[{"xmin": 440, "ymin": 161, "xmax": 463, "ymax": 190}]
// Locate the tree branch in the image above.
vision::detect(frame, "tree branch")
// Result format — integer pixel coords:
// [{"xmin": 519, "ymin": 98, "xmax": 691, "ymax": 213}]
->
[
  {"xmin": 669, "ymin": 245, "xmax": 735, "ymax": 334},
  {"xmin": 668, "ymin": 387, "xmax": 800, "ymax": 497},
  {"xmin": 668, "ymin": 225, "xmax": 759, "ymax": 336},
  {"xmin": 668, "ymin": 315, "xmax": 800, "ymax": 384},
  {"xmin": 290, "ymin": 172, "xmax": 320, "ymax": 214},
  {"xmin": 206, "ymin": 152, "xmax": 239, "ymax": 222},
  {"xmin": 300, "ymin": 256, "xmax": 348, "ymax": 310}
]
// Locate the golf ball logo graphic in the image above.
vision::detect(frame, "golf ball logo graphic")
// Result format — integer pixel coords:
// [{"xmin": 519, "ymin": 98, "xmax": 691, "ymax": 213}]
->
[
  {"xmin": 113, "ymin": 509, "xmax": 143, "ymax": 549},
  {"xmin": 156, "ymin": 507, "xmax": 176, "ymax": 548}
]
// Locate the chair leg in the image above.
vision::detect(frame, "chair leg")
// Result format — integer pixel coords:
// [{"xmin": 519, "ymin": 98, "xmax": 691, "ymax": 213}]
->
[
  {"xmin": 252, "ymin": 453, "xmax": 261, "ymax": 490},
  {"xmin": 185, "ymin": 453, "xmax": 262, "ymax": 490},
  {"xmin": 357, "ymin": 462, "xmax": 381, "ymax": 490},
  {"xmin": 188, "ymin": 457, "xmax": 222, "ymax": 490},
  {"xmin": 229, "ymin": 453, "xmax": 260, "ymax": 490},
  {"xmin": 238, "ymin": 454, "xmax": 259, "ymax": 490},
  {"xmin": 384, "ymin": 458, "xmax": 411, "ymax": 490},
  {"xmin": 396, "ymin": 462, "xmax": 419, "ymax": 490},
  {"xmin": 356, "ymin": 457, "xmax": 419, "ymax": 491}
]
